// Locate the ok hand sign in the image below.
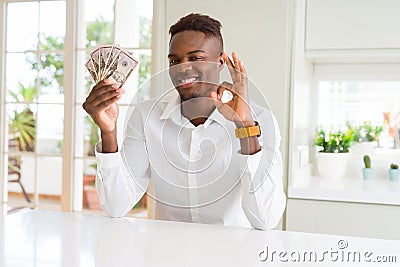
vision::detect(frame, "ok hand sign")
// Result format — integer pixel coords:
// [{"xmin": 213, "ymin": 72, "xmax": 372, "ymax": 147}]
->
[{"xmin": 211, "ymin": 52, "xmax": 254, "ymax": 127}]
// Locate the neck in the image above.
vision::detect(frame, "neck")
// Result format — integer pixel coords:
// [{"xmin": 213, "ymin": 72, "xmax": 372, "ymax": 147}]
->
[{"xmin": 180, "ymin": 97, "xmax": 215, "ymax": 126}]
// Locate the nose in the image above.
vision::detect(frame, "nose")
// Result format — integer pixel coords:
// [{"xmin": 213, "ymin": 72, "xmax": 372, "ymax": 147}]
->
[{"xmin": 176, "ymin": 61, "xmax": 192, "ymax": 73}]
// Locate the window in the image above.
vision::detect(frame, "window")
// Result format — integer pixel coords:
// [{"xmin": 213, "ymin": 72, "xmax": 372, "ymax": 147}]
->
[
  {"xmin": 315, "ymin": 64, "xmax": 400, "ymax": 149},
  {"xmin": 4, "ymin": 0, "xmax": 66, "ymax": 210},
  {"xmin": 289, "ymin": 60, "xmax": 400, "ymax": 204},
  {"xmin": 0, "ymin": 0, "xmax": 153, "ymax": 213}
]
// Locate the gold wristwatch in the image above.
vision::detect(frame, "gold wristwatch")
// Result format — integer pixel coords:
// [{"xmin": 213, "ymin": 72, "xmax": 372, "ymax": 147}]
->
[{"xmin": 235, "ymin": 121, "xmax": 261, "ymax": 138}]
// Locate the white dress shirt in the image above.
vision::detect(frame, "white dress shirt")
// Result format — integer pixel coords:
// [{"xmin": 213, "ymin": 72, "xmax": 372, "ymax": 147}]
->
[{"xmin": 95, "ymin": 90, "xmax": 286, "ymax": 230}]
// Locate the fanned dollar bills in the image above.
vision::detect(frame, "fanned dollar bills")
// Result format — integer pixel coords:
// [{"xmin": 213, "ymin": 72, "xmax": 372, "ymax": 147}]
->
[{"xmin": 85, "ymin": 44, "xmax": 139, "ymax": 87}]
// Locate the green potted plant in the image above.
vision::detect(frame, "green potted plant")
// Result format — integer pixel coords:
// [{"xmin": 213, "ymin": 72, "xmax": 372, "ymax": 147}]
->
[
  {"xmin": 388, "ymin": 164, "xmax": 400, "ymax": 181},
  {"xmin": 347, "ymin": 121, "xmax": 383, "ymax": 155},
  {"xmin": 347, "ymin": 121, "xmax": 383, "ymax": 143},
  {"xmin": 314, "ymin": 128, "xmax": 352, "ymax": 178},
  {"xmin": 8, "ymin": 109, "xmax": 36, "ymax": 151},
  {"xmin": 8, "ymin": 82, "xmax": 37, "ymax": 151},
  {"xmin": 362, "ymin": 155, "xmax": 373, "ymax": 180}
]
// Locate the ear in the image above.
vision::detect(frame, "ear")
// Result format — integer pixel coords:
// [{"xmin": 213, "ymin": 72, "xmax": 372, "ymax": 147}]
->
[{"xmin": 218, "ymin": 53, "xmax": 224, "ymax": 71}]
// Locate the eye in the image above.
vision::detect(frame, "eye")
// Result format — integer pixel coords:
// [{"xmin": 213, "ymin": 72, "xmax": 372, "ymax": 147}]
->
[
  {"xmin": 169, "ymin": 59, "xmax": 179, "ymax": 66},
  {"xmin": 189, "ymin": 56, "xmax": 203, "ymax": 61}
]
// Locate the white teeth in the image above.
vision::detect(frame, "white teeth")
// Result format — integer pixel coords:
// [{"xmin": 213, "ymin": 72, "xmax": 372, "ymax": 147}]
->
[{"xmin": 180, "ymin": 77, "xmax": 197, "ymax": 84}]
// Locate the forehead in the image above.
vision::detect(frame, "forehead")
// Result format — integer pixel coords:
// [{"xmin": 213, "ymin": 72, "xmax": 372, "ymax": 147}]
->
[{"xmin": 169, "ymin": 30, "xmax": 221, "ymax": 55}]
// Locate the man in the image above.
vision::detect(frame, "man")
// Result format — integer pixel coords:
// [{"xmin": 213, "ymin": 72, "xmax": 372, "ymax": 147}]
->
[{"xmin": 83, "ymin": 13, "xmax": 286, "ymax": 230}]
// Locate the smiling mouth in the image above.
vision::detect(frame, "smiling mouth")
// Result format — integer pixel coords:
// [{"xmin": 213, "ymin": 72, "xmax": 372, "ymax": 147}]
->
[{"xmin": 177, "ymin": 77, "xmax": 199, "ymax": 88}]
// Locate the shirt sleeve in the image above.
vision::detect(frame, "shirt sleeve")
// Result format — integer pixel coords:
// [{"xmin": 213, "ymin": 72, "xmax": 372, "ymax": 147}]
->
[
  {"xmin": 95, "ymin": 106, "xmax": 151, "ymax": 218},
  {"xmin": 237, "ymin": 111, "xmax": 286, "ymax": 230}
]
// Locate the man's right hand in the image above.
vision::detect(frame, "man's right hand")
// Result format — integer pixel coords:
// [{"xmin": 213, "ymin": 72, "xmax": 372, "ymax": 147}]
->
[{"xmin": 82, "ymin": 79, "xmax": 122, "ymax": 153}]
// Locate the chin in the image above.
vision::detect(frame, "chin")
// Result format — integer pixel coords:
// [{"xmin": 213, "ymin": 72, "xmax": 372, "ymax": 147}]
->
[
  {"xmin": 177, "ymin": 91, "xmax": 196, "ymax": 102},
  {"xmin": 175, "ymin": 82, "xmax": 212, "ymax": 101}
]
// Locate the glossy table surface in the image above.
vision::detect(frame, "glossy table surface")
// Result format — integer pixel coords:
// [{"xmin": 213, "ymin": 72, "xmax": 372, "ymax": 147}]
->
[{"xmin": 1, "ymin": 210, "xmax": 399, "ymax": 266}]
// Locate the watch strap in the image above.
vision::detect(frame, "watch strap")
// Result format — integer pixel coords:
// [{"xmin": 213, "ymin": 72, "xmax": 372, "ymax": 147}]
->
[{"xmin": 235, "ymin": 121, "xmax": 261, "ymax": 138}]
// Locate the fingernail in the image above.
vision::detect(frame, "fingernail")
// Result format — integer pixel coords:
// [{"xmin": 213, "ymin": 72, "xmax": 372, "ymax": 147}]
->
[{"xmin": 111, "ymin": 84, "xmax": 119, "ymax": 89}]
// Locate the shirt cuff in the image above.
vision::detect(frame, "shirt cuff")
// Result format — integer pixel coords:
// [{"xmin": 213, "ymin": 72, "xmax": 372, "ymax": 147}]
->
[
  {"xmin": 236, "ymin": 146, "xmax": 263, "ymax": 178},
  {"xmin": 95, "ymin": 142, "xmax": 122, "ymax": 169}
]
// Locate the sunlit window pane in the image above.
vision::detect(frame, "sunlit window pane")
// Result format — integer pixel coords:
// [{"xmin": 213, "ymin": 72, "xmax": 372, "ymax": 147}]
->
[
  {"xmin": 37, "ymin": 156, "xmax": 62, "ymax": 204},
  {"xmin": 6, "ymin": 2, "xmax": 39, "ymax": 52},
  {"xmin": 39, "ymin": 1, "xmax": 66, "ymax": 39},
  {"xmin": 38, "ymin": 53, "xmax": 65, "ymax": 95},
  {"xmin": 139, "ymin": 16, "xmax": 152, "ymax": 48},
  {"xmin": 74, "ymin": 50, "xmax": 93, "ymax": 103},
  {"xmin": 84, "ymin": 0, "xmax": 115, "ymax": 49},
  {"xmin": 318, "ymin": 81, "xmax": 400, "ymax": 125},
  {"xmin": 6, "ymin": 53, "xmax": 38, "ymax": 103},
  {"xmin": 36, "ymin": 102, "xmax": 64, "ymax": 155}
]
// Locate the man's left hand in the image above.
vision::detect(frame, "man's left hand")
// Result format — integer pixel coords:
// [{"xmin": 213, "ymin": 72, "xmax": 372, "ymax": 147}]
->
[{"xmin": 211, "ymin": 52, "xmax": 254, "ymax": 127}]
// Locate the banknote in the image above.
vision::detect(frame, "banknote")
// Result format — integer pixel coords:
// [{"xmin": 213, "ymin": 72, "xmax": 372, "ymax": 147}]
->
[
  {"xmin": 85, "ymin": 44, "xmax": 139, "ymax": 87},
  {"xmin": 85, "ymin": 58, "xmax": 98, "ymax": 82},
  {"xmin": 107, "ymin": 50, "xmax": 138, "ymax": 87}
]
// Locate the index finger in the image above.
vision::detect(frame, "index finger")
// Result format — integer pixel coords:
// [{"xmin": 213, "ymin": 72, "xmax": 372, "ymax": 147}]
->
[
  {"xmin": 222, "ymin": 53, "xmax": 239, "ymax": 81},
  {"xmin": 90, "ymin": 79, "xmax": 116, "ymax": 94},
  {"xmin": 87, "ymin": 79, "xmax": 117, "ymax": 99}
]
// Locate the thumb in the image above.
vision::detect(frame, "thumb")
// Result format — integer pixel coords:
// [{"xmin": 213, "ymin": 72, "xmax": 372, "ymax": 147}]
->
[{"xmin": 210, "ymin": 90, "xmax": 224, "ymax": 111}]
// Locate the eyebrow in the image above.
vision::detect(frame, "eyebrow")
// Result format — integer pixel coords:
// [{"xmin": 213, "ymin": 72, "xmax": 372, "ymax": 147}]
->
[{"xmin": 168, "ymin": 50, "xmax": 206, "ymax": 58}]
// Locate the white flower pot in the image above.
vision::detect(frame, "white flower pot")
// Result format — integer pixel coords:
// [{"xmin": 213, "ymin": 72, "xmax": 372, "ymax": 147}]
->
[
  {"xmin": 317, "ymin": 152, "xmax": 349, "ymax": 178},
  {"xmin": 350, "ymin": 141, "xmax": 377, "ymax": 157}
]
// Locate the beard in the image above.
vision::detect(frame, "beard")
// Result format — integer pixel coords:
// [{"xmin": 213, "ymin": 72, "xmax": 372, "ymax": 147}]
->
[{"xmin": 176, "ymin": 82, "xmax": 215, "ymax": 102}]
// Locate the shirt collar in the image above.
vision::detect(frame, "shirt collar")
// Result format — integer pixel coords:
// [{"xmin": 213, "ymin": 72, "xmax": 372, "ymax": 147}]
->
[
  {"xmin": 158, "ymin": 90, "xmax": 181, "ymax": 121},
  {"xmin": 158, "ymin": 90, "xmax": 227, "ymax": 128},
  {"xmin": 204, "ymin": 106, "xmax": 226, "ymax": 128}
]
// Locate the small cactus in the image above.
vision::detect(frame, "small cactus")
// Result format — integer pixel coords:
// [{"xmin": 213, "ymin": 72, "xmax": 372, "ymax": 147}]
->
[
  {"xmin": 390, "ymin": 163, "xmax": 398, "ymax": 170},
  {"xmin": 363, "ymin": 155, "xmax": 371, "ymax": 168}
]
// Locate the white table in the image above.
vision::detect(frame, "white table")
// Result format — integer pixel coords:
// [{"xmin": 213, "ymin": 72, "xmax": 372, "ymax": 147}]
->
[{"xmin": 1, "ymin": 210, "xmax": 399, "ymax": 266}]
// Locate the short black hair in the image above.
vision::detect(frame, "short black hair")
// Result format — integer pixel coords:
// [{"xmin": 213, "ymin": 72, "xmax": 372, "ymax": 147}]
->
[{"xmin": 169, "ymin": 13, "xmax": 223, "ymax": 51}]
